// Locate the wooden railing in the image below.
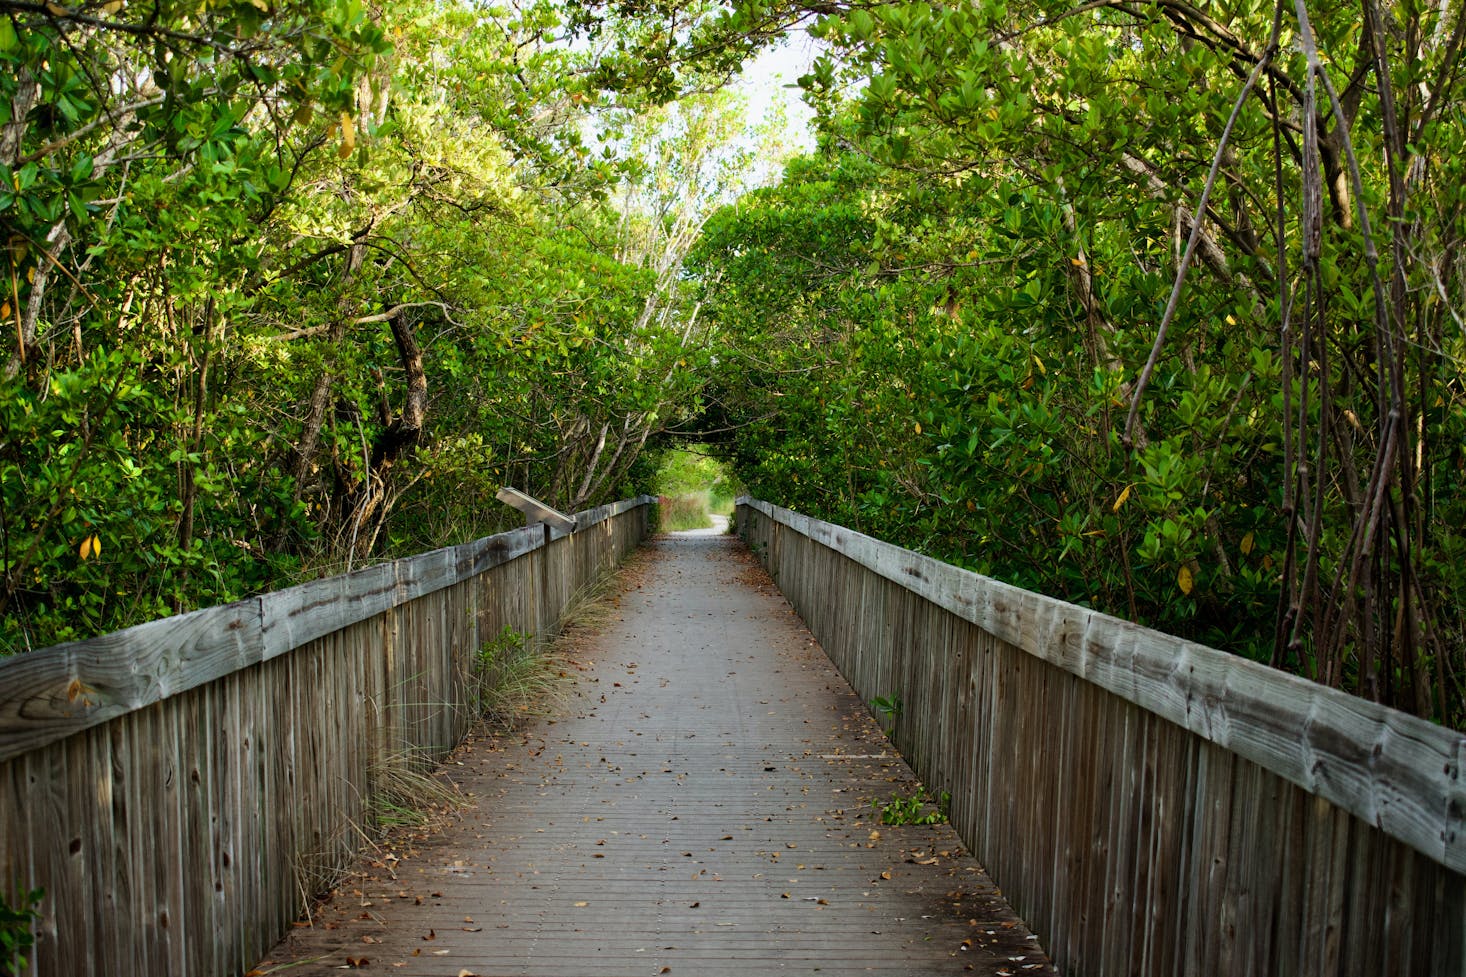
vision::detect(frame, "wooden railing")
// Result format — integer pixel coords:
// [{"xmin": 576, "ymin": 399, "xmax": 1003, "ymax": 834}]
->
[
  {"xmin": 0, "ymin": 495, "xmax": 655, "ymax": 977},
  {"xmin": 737, "ymin": 498, "xmax": 1465, "ymax": 977}
]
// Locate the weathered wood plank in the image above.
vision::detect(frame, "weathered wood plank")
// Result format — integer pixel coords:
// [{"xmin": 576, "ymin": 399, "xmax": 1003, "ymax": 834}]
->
[
  {"xmin": 1, "ymin": 496, "xmax": 653, "ymax": 977},
  {"xmin": 257, "ymin": 530, "xmax": 1056, "ymax": 977},
  {"xmin": 393, "ymin": 543, "xmax": 457, "ymax": 604},
  {"xmin": 0, "ymin": 498, "xmax": 657, "ymax": 768},
  {"xmin": 0, "ymin": 601, "xmax": 259, "ymax": 763},
  {"xmin": 739, "ymin": 497, "xmax": 1466, "ymax": 977},
  {"xmin": 495, "ymin": 486, "xmax": 577, "ymax": 532},
  {"xmin": 739, "ymin": 498, "xmax": 1465, "ymax": 874}
]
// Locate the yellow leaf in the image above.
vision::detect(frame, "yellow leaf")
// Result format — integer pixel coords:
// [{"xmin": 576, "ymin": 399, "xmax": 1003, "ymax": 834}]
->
[
  {"xmin": 79, "ymin": 536, "xmax": 93, "ymax": 560},
  {"xmin": 90, "ymin": 534, "xmax": 101, "ymax": 558},
  {"xmin": 1239, "ymin": 532, "xmax": 1255, "ymax": 556},
  {"xmin": 1032, "ymin": 354, "xmax": 1046, "ymax": 375},
  {"xmin": 0, "ymin": 301, "xmax": 10, "ymax": 319},
  {"xmin": 338, "ymin": 112, "xmax": 356, "ymax": 158},
  {"xmin": 1112, "ymin": 485, "xmax": 1131, "ymax": 512},
  {"xmin": 1070, "ymin": 257, "xmax": 1085, "ymax": 267},
  {"xmin": 1225, "ymin": 314, "xmax": 1237, "ymax": 325},
  {"xmin": 914, "ymin": 421, "xmax": 922, "ymax": 435},
  {"xmin": 1177, "ymin": 565, "xmax": 1194, "ymax": 595}
]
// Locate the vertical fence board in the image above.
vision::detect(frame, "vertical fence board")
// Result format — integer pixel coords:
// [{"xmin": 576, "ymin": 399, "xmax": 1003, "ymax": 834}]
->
[
  {"xmin": 0, "ymin": 496, "xmax": 652, "ymax": 977},
  {"xmin": 738, "ymin": 498, "xmax": 1466, "ymax": 977}
]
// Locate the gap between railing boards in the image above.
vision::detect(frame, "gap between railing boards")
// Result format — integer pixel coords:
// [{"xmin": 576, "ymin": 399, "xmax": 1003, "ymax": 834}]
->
[
  {"xmin": 736, "ymin": 495, "xmax": 1464, "ymax": 977},
  {"xmin": 0, "ymin": 492, "xmax": 657, "ymax": 977}
]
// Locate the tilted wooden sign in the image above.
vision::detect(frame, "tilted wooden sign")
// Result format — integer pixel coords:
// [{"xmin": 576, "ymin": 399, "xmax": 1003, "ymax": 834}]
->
[{"xmin": 496, "ymin": 486, "xmax": 577, "ymax": 533}]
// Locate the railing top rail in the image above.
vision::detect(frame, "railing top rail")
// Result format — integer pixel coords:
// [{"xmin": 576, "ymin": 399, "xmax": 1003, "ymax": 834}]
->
[
  {"xmin": 737, "ymin": 497, "xmax": 1466, "ymax": 874},
  {"xmin": 0, "ymin": 495, "xmax": 657, "ymax": 764}
]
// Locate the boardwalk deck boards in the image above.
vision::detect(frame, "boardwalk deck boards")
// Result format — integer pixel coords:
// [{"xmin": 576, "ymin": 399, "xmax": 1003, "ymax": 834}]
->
[
  {"xmin": 5, "ymin": 491, "xmax": 1464, "ymax": 976},
  {"xmin": 259, "ymin": 532, "xmax": 1054, "ymax": 977}
]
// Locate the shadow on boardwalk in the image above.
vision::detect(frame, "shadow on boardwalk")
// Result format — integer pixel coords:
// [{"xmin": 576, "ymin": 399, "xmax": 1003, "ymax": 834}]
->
[{"xmin": 257, "ymin": 532, "xmax": 1054, "ymax": 976}]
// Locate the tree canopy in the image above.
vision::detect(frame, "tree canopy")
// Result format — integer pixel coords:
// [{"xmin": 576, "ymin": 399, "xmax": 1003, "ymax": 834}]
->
[
  {"xmin": 584, "ymin": 0, "xmax": 1466, "ymax": 726},
  {"xmin": 0, "ymin": 0, "xmax": 765, "ymax": 650},
  {"xmin": 3, "ymin": 0, "xmax": 1462, "ymax": 728}
]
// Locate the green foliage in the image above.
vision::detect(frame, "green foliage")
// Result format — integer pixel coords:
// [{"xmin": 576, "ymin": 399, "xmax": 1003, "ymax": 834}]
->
[
  {"xmin": 870, "ymin": 694, "xmax": 902, "ymax": 736},
  {"xmin": 0, "ymin": 887, "xmax": 42, "ymax": 977},
  {"xmin": 472, "ymin": 626, "xmax": 563, "ymax": 730},
  {"xmin": 874, "ymin": 787, "xmax": 949, "ymax": 826},
  {"xmin": 658, "ymin": 493, "xmax": 712, "ymax": 532},
  {"xmin": 648, "ymin": 0, "xmax": 1466, "ymax": 727},
  {"xmin": 1, "ymin": 0, "xmax": 766, "ymax": 651},
  {"xmin": 6, "ymin": 0, "xmax": 1463, "ymax": 737},
  {"xmin": 650, "ymin": 448, "xmax": 740, "ymax": 518}
]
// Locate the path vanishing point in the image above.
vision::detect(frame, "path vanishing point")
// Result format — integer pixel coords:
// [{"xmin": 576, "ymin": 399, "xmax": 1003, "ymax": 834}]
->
[{"xmin": 256, "ymin": 530, "xmax": 1056, "ymax": 976}]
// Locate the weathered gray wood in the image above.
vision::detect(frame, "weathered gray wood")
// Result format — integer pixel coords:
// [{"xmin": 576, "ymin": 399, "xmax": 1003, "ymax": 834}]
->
[
  {"xmin": 0, "ymin": 497, "xmax": 656, "ymax": 764},
  {"xmin": 258, "ymin": 530, "xmax": 1055, "ymax": 977},
  {"xmin": 258, "ymin": 562, "xmax": 396, "ymax": 660},
  {"xmin": 495, "ymin": 485, "xmax": 577, "ymax": 532},
  {"xmin": 739, "ymin": 497, "xmax": 1465, "ymax": 875},
  {"xmin": 737, "ymin": 496, "xmax": 1466, "ymax": 977},
  {"xmin": 0, "ymin": 495, "xmax": 655, "ymax": 977},
  {"xmin": 0, "ymin": 600, "xmax": 259, "ymax": 763}
]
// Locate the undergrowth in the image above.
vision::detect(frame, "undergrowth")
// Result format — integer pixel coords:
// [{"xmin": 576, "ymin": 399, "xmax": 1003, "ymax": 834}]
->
[
  {"xmin": 658, "ymin": 493, "xmax": 712, "ymax": 532},
  {"xmin": 368, "ymin": 747, "xmax": 462, "ymax": 832},
  {"xmin": 874, "ymin": 786, "xmax": 950, "ymax": 826},
  {"xmin": 0, "ymin": 888, "xmax": 42, "ymax": 977},
  {"xmin": 472, "ymin": 566, "xmax": 622, "ymax": 729}
]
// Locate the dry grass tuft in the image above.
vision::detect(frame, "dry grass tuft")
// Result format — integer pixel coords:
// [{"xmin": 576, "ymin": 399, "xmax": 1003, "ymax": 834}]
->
[
  {"xmin": 472, "ymin": 563, "xmax": 628, "ymax": 731},
  {"xmin": 658, "ymin": 493, "xmax": 712, "ymax": 532}
]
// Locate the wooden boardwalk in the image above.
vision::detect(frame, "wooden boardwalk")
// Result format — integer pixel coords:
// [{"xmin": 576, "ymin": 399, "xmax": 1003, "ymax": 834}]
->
[{"xmin": 257, "ymin": 532, "xmax": 1054, "ymax": 977}]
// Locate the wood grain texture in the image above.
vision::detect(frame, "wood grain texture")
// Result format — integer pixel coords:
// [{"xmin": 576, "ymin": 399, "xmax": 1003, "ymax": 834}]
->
[
  {"xmin": 0, "ymin": 496, "xmax": 654, "ymax": 977},
  {"xmin": 739, "ymin": 498, "xmax": 1464, "ymax": 874},
  {"xmin": 0, "ymin": 601, "xmax": 260, "ymax": 763},
  {"xmin": 495, "ymin": 485, "xmax": 577, "ymax": 532},
  {"xmin": 0, "ymin": 497, "xmax": 655, "ymax": 763},
  {"xmin": 738, "ymin": 498, "xmax": 1466, "ymax": 977},
  {"xmin": 258, "ymin": 532, "xmax": 1055, "ymax": 977}
]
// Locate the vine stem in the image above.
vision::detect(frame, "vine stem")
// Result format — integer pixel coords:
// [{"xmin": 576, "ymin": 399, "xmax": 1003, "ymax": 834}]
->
[{"xmin": 1122, "ymin": 26, "xmax": 1280, "ymax": 447}]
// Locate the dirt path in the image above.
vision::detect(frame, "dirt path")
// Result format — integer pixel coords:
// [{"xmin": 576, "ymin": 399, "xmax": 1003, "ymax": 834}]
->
[{"xmin": 256, "ymin": 533, "xmax": 1053, "ymax": 977}]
